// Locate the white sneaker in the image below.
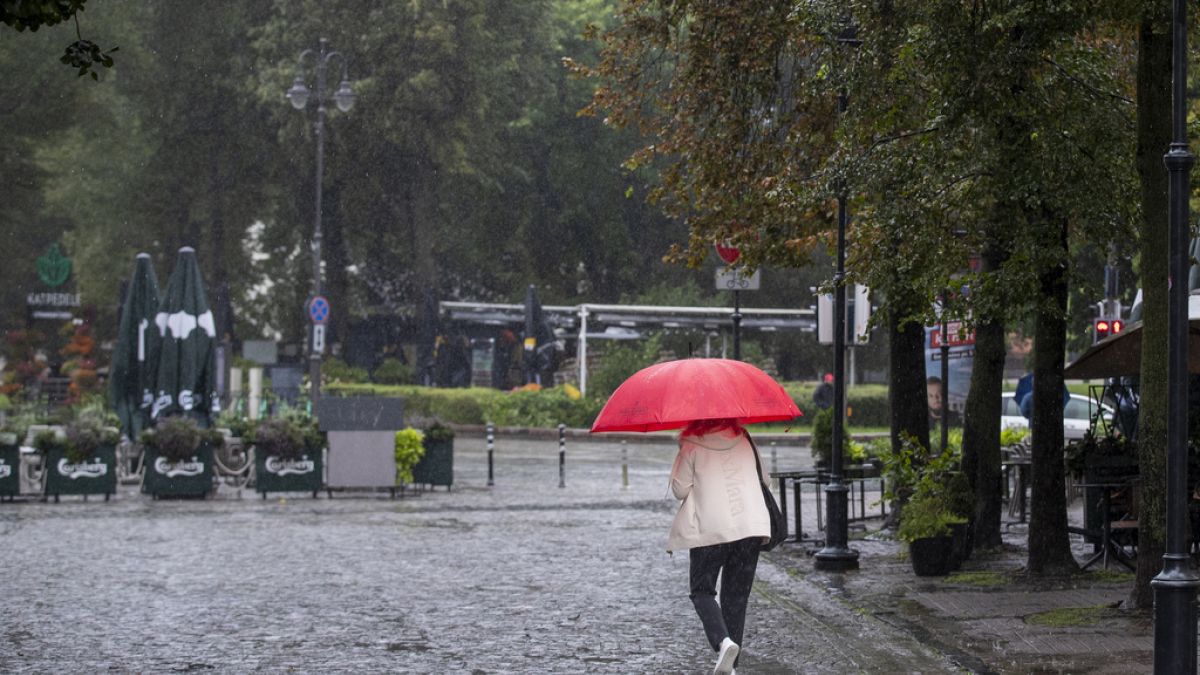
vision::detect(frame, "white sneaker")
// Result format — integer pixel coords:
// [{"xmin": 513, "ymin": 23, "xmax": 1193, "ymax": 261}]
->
[{"xmin": 713, "ymin": 638, "xmax": 739, "ymax": 675}]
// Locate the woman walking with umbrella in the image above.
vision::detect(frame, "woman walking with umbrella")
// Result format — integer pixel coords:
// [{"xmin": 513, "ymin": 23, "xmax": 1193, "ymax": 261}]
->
[
  {"xmin": 591, "ymin": 359, "xmax": 798, "ymax": 673},
  {"xmin": 669, "ymin": 417, "xmax": 771, "ymax": 674}
]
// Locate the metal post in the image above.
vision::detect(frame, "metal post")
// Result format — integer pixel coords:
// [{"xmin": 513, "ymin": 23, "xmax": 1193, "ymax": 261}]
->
[
  {"xmin": 814, "ymin": 87, "xmax": 860, "ymax": 572},
  {"xmin": 770, "ymin": 441, "xmax": 777, "ymax": 476},
  {"xmin": 486, "ymin": 422, "xmax": 495, "ymax": 487},
  {"xmin": 732, "ymin": 290, "xmax": 742, "ymax": 360},
  {"xmin": 621, "ymin": 440, "xmax": 629, "ymax": 490},
  {"xmin": 578, "ymin": 306, "xmax": 589, "ymax": 396},
  {"xmin": 940, "ymin": 309, "xmax": 950, "ymax": 453},
  {"xmin": 1153, "ymin": 0, "xmax": 1199, "ymax": 668},
  {"xmin": 307, "ymin": 39, "xmax": 330, "ymax": 407},
  {"xmin": 558, "ymin": 423, "xmax": 566, "ymax": 489}
]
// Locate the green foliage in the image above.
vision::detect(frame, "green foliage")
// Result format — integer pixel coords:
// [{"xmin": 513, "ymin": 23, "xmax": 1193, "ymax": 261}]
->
[
  {"xmin": 60, "ymin": 413, "xmax": 117, "ymax": 462},
  {"xmin": 423, "ymin": 421, "xmax": 455, "ymax": 444},
  {"xmin": 322, "ymin": 358, "xmax": 368, "ymax": 385},
  {"xmin": 253, "ymin": 417, "xmax": 306, "ymax": 461},
  {"xmin": 394, "ymin": 428, "xmax": 425, "ymax": 485},
  {"xmin": 0, "ymin": 393, "xmax": 10, "ymax": 410},
  {"xmin": 482, "ymin": 387, "xmax": 605, "ymax": 429},
  {"xmin": 141, "ymin": 416, "xmax": 222, "ymax": 463},
  {"xmin": 325, "ymin": 384, "xmax": 497, "ymax": 425},
  {"xmin": 897, "ymin": 492, "xmax": 965, "ymax": 543},
  {"xmin": 588, "ymin": 334, "xmax": 663, "ymax": 399},
  {"xmin": 215, "ymin": 410, "xmax": 254, "ymax": 439},
  {"xmin": 372, "ymin": 358, "xmax": 414, "ymax": 386},
  {"xmin": 810, "ymin": 407, "xmax": 849, "ymax": 466},
  {"xmin": 999, "ymin": 426, "xmax": 1030, "ymax": 448}
]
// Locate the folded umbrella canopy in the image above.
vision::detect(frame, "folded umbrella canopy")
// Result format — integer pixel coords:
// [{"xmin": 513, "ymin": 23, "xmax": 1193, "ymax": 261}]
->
[
  {"xmin": 590, "ymin": 358, "xmax": 802, "ymax": 433},
  {"xmin": 151, "ymin": 247, "xmax": 218, "ymax": 425},
  {"xmin": 109, "ymin": 253, "xmax": 160, "ymax": 439}
]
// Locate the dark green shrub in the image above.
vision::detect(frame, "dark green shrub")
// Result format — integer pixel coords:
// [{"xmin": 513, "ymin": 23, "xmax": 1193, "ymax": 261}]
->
[
  {"xmin": 141, "ymin": 417, "xmax": 223, "ymax": 462},
  {"xmin": 810, "ymin": 407, "xmax": 849, "ymax": 465},
  {"xmin": 373, "ymin": 358, "xmax": 414, "ymax": 385},
  {"xmin": 322, "ymin": 358, "xmax": 368, "ymax": 384},
  {"xmin": 588, "ymin": 334, "xmax": 663, "ymax": 398},
  {"xmin": 253, "ymin": 417, "xmax": 306, "ymax": 460}
]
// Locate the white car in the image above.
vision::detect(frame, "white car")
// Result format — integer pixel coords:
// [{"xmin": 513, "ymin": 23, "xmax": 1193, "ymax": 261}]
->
[{"xmin": 1001, "ymin": 393, "xmax": 1113, "ymax": 441}]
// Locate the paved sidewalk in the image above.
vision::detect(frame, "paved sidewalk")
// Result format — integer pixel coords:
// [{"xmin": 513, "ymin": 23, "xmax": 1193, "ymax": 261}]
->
[{"xmin": 768, "ymin": 510, "xmax": 1156, "ymax": 673}]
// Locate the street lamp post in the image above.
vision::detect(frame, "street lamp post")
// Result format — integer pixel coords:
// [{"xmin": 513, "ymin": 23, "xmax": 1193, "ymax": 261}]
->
[
  {"xmin": 1152, "ymin": 0, "xmax": 1199, "ymax": 670},
  {"xmin": 286, "ymin": 37, "xmax": 357, "ymax": 407},
  {"xmin": 813, "ymin": 30, "xmax": 860, "ymax": 570}
]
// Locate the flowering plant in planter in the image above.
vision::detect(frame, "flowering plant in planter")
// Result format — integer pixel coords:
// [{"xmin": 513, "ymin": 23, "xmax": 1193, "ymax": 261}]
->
[
  {"xmin": 140, "ymin": 416, "xmax": 223, "ymax": 462},
  {"xmin": 34, "ymin": 415, "xmax": 119, "ymax": 463},
  {"xmin": 253, "ymin": 417, "xmax": 307, "ymax": 461}
]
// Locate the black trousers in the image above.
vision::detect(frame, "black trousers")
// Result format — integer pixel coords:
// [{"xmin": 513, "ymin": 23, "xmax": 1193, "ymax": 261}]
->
[{"xmin": 689, "ymin": 537, "xmax": 761, "ymax": 655}]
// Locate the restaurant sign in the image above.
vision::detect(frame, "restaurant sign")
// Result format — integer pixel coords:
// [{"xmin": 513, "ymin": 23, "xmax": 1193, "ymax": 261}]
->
[{"xmin": 26, "ymin": 243, "xmax": 81, "ymax": 322}]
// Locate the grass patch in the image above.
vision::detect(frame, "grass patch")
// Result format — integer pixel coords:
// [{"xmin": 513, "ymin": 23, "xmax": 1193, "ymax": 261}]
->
[
  {"xmin": 1089, "ymin": 569, "xmax": 1134, "ymax": 583},
  {"xmin": 1025, "ymin": 604, "xmax": 1115, "ymax": 627},
  {"xmin": 944, "ymin": 571, "xmax": 1008, "ymax": 587}
]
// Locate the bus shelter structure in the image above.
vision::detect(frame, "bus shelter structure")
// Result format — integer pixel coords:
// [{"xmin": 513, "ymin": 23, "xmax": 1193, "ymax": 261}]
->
[{"xmin": 440, "ymin": 301, "xmax": 816, "ymax": 395}]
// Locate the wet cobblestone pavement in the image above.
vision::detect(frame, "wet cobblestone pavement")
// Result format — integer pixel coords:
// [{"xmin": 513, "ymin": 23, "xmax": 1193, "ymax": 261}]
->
[{"xmin": 1, "ymin": 435, "xmax": 957, "ymax": 673}]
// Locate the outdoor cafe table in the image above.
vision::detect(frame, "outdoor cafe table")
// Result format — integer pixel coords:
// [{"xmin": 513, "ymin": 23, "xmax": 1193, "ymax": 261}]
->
[{"xmin": 1068, "ymin": 480, "xmax": 1137, "ymax": 571}]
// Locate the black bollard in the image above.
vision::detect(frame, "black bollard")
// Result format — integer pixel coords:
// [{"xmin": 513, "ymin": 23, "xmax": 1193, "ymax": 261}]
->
[
  {"xmin": 621, "ymin": 440, "xmax": 629, "ymax": 490},
  {"xmin": 558, "ymin": 423, "xmax": 566, "ymax": 488},
  {"xmin": 486, "ymin": 422, "xmax": 495, "ymax": 487}
]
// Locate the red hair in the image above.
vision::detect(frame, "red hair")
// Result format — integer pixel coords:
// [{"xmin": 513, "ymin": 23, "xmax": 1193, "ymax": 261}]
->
[{"xmin": 681, "ymin": 418, "xmax": 743, "ymax": 438}]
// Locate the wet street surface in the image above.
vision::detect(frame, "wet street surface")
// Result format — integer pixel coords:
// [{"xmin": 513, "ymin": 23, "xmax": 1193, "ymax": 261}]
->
[{"xmin": 1, "ymin": 436, "xmax": 956, "ymax": 673}]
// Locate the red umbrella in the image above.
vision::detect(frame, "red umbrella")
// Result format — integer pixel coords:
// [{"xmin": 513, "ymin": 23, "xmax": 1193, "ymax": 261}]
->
[{"xmin": 590, "ymin": 358, "xmax": 802, "ymax": 433}]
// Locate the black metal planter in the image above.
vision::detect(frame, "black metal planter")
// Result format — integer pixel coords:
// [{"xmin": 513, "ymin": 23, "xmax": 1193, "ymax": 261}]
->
[
  {"xmin": 0, "ymin": 442, "xmax": 21, "ymax": 501},
  {"xmin": 412, "ymin": 438, "xmax": 453, "ymax": 490},
  {"xmin": 142, "ymin": 443, "xmax": 215, "ymax": 499},
  {"xmin": 255, "ymin": 450, "xmax": 323, "ymax": 498},
  {"xmin": 43, "ymin": 445, "xmax": 118, "ymax": 502},
  {"xmin": 909, "ymin": 535, "xmax": 956, "ymax": 576}
]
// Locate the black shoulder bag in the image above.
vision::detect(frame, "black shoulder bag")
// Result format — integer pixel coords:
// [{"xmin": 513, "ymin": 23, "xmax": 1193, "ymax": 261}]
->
[{"xmin": 747, "ymin": 433, "xmax": 787, "ymax": 551}]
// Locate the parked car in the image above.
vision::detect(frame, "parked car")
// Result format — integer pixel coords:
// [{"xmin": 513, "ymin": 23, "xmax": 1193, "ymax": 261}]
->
[{"xmin": 1001, "ymin": 393, "xmax": 1114, "ymax": 441}]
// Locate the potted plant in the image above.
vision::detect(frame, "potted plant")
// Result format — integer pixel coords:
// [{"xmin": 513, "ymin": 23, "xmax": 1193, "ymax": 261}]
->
[
  {"xmin": 898, "ymin": 492, "xmax": 966, "ymax": 576},
  {"xmin": 412, "ymin": 421, "xmax": 454, "ymax": 490},
  {"xmin": 252, "ymin": 413, "xmax": 324, "ymax": 498},
  {"xmin": 140, "ymin": 416, "xmax": 221, "ymax": 498},
  {"xmin": 810, "ymin": 407, "xmax": 851, "ymax": 469},
  {"xmin": 35, "ymin": 415, "xmax": 119, "ymax": 502},
  {"xmin": 394, "ymin": 428, "xmax": 426, "ymax": 491}
]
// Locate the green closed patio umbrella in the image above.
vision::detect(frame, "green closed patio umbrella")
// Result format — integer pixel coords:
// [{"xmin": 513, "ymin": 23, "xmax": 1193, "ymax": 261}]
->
[
  {"xmin": 151, "ymin": 247, "xmax": 218, "ymax": 426},
  {"xmin": 109, "ymin": 253, "xmax": 160, "ymax": 439}
]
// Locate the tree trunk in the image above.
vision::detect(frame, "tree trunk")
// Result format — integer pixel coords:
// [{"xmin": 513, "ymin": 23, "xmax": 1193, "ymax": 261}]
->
[
  {"xmin": 1027, "ymin": 216, "xmax": 1077, "ymax": 575},
  {"xmin": 884, "ymin": 283, "xmax": 931, "ymax": 528},
  {"xmin": 962, "ymin": 241, "xmax": 1007, "ymax": 550},
  {"xmin": 1129, "ymin": 11, "xmax": 1171, "ymax": 609}
]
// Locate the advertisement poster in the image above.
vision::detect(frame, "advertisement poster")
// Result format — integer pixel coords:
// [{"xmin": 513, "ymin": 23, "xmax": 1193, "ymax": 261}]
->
[{"xmin": 925, "ymin": 321, "xmax": 975, "ymax": 425}]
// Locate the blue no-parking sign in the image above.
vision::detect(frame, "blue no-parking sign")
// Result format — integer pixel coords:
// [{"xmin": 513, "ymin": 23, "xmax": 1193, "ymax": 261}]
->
[{"xmin": 307, "ymin": 295, "xmax": 330, "ymax": 324}]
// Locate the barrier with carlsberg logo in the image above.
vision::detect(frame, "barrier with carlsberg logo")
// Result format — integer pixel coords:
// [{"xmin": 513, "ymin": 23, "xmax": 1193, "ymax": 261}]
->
[
  {"xmin": 0, "ymin": 438, "xmax": 18, "ymax": 501},
  {"xmin": 142, "ymin": 443, "xmax": 215, "ymax": 499},
  {"xmin": 42, "ymin": 444, "xmax": 117, "ymax": 502},
  {"xmin": 255, "ymin": 450, "xmax": 323, "ymax": 498}
]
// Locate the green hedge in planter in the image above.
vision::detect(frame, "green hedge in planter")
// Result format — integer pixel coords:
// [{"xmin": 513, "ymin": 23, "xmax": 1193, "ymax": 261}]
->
[
  {"xmin": 413, "ymin": 423, "xmax": 454, "ymax": 489},
  {"xmin": 252, "ymin": 414, "xmax": 324, "ymax": 497},
  {"xmin": 140, "ymin": 417, "xmax": 222, "ymax": 498},
  {"xmin": 34, "ymin": 417, "xmax": 120, "ymax": 500}
]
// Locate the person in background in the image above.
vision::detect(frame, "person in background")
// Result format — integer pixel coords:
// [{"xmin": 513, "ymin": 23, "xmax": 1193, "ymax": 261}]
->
[
  {"xmin": 668, "ymin": 418, "xmax": 772, "ymax": 675},
  {"xmin": 812, "ymin": 373, "xmax": 834, "ymax": 411}
]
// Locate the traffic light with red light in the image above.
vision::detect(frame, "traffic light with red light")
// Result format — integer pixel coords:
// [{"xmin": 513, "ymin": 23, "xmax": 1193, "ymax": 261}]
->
[{"xmin": 1094, "ymin": 318, "xmax": 1124, "ymax": 343}]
